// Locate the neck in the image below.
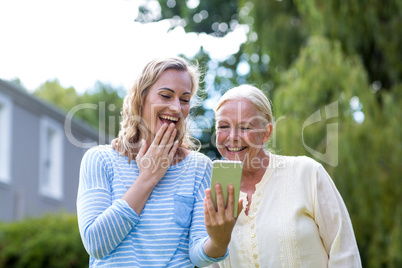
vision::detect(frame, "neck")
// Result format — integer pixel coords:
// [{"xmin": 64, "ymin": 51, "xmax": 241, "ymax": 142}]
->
[
  {"xmin": 243, "ymin": 150, "xmax": 269, "ymax": 175},
  {"xmin": 172, "ymin": 147, "xmax": 191, "ymax": 165},
  {"xmin": 240, "ymin": 153, "xmax": 269, "ymax": 202}
]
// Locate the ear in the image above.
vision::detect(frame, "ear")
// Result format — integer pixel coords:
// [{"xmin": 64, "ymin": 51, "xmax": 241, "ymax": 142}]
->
[{"xmin": 263, "ymin": 123, "xmax": 273, "ymax": 143}]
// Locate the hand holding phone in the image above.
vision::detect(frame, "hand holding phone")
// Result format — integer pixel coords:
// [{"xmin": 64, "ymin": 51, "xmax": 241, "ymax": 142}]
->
[{"xmin": 210, "ymin": 160, "xmax": 243, "ymax": 217}]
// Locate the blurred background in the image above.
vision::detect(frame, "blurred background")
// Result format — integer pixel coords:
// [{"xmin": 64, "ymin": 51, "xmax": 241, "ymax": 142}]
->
[{"xmin": 0, "ymin": 0, "xmax": 401, "ymax": 267}]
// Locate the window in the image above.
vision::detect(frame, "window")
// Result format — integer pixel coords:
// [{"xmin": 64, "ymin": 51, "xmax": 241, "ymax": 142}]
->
[
  {"xmin": 0, "ymin": 92, "xmax": 12, "ymax": 184},
  {"xmin": 39, "ymin": 116, "xmax": 64, "ymax": 200}
]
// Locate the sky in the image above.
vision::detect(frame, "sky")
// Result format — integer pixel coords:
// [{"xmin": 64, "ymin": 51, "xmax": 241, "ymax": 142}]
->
[{"xmin": 0, "ymin": 0, "xmax": 247, "ymax": 94}]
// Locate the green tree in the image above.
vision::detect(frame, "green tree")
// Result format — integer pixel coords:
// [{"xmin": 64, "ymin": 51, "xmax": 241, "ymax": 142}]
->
[
  {"xmin": 32, "ymin": 80, "xmax": 124, "ymax": 138},
  {"xmin": 8, "ymin": 78, "xmax": 27, "ymax": 91},
  {"xmin": 137, "ymin": 0, "xmax": 239, "ymax": 37},
  {"xmin": 294, "ymin": 0, "xmax": 402, "ymax": 91},
  {"xmin": 33, "ymin": 79, "xmax": 80, "ymax": 113},
  {"xmin": 79, "ymin": 82, "xmax": 124, "ymax": 138},
  {"xmin": 274, "ymin": 37, "xmax": 402, "ymax": 267},
  {"xmin": 238, "ymin": 0, "xmax": 306, "ymax": 89}
]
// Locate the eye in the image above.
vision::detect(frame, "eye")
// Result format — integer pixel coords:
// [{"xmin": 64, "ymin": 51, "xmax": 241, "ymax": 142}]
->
[
  {"xmin": 217, "ymin": 125, "xmax": 229, "ymax": 129},
  {"xmin": 160, "ymin": 94, "xmax": 170, "ymax": 99},
  {"xmin": 180, "ymin": 99, "xmax": 190, "ymax": 103},
  {"xmin": 239, "ymin": 125, "xmax": 252, "ymax": 131}
]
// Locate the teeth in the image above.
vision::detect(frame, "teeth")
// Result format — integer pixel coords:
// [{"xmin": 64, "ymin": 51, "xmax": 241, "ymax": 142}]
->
[
  {"xmin": 160, "ymin": 115, "xmax": 179, "ymax": 122},
  {"xmin": 227, "ymin": 147, "xmax": 245, "ymax": 152}
]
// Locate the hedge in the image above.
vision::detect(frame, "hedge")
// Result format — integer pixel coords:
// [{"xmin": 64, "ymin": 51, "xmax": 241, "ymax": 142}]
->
[{"xmin": 0, "ymin": 213, "xmax": 88, "ymax": 268}]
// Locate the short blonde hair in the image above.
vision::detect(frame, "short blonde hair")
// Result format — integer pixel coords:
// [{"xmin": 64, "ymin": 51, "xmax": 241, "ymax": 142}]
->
[
  {"xmin": 112, "ymin": 56, "xmax": 200, "ymax": 162},
  {"xmin": 215, "ymin": 84, "xmax": 274, "ymax": 125}
]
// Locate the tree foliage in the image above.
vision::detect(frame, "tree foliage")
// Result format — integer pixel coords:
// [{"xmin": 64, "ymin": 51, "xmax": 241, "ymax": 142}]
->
[
  {"xmin": 33, "ymin": 80, "xmax": 80, "ymax": 112},
  {"xmin": 33, "ymin": 80, "xmax": 124, "ymax": 138},
  {"xmin": 239, "ymin": 0, "xmax": 305, "ymax": 88},
  {"xmin": 274, "ymin": 37, "xmax": 402, "ymax": 267},
  {"xmin": 295, "ymin": 0, "xmax": 402, "ymax": 90},
  {"xmin": 137, "ymin": 0, "xmax": 239, "ymax": 36}
]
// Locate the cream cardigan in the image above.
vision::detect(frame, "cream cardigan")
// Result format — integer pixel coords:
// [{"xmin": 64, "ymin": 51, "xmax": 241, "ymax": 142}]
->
[{"xmin": 218, "ymin": 154, "xmax": 361, "ymax": 268}]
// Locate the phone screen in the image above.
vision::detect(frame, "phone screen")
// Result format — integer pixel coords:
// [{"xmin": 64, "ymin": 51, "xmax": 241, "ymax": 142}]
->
[{"xmin": 210, "ymin": 160, "xmax": 243, "ymax": 217}]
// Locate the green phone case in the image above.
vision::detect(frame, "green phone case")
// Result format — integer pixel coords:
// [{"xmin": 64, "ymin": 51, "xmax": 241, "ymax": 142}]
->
[{"xmin": 210, "ymin": 160, "xmax": 243, "ymax": 217}]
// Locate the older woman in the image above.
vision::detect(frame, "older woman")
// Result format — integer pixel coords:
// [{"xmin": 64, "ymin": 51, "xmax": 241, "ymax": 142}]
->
[
  {"xmin": 213, "ymin": 85, "xmax": 361, "ymax": 267},
  {"xmin": 77, "ymin": 57, "xmax": 234, "ymax": 267}
]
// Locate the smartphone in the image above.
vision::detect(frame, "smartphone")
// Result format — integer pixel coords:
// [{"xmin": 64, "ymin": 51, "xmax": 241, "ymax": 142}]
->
[{"xmin": 210, "ymin": 160, "xmax": 243, "ymax": 217}]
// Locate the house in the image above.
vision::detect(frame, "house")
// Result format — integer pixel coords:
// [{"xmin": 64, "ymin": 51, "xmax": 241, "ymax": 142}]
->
[{"xmin": 0, "ymin": 79, "xmax": 109, "ymax": 221}]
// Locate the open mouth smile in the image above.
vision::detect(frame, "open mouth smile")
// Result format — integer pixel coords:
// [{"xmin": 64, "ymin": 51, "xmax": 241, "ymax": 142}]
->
[
  {"xmin": 226, "ymin": 146, "xmax": 247, "ymax": 152},
  {"xmin": 159, "ymin": 114, "xmax": 180, "ymax": 125}
]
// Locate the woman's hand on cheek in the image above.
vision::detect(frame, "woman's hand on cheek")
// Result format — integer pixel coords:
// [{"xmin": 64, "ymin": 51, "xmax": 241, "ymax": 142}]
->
[{"xmin": 136, "ymin": 123, "xmax": 179, "ymax": 183}]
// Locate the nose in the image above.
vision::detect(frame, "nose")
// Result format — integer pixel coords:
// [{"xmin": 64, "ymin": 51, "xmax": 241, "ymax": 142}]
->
[
  {"xmin": 228, "ymin": 127, "xmax": 239, "ymax": 140},
  {"xmin": 169, "ymin": 98, "xmax": 181, "ymax": 113}
]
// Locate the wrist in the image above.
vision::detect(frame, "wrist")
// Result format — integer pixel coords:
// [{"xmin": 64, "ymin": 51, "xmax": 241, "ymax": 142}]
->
[
  {"xmin": 137, "ymin": 172, "xmax": 160, "ymax": 187},
  {"xmin": 121, "ymin": 172, "xmax": 159, "ymax": 215},
  {"xmin": 203, "ymin": 238, "xmax": 229, "ymax": 258}
]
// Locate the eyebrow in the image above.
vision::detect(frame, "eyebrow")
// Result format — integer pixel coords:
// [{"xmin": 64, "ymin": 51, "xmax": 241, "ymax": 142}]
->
[
  {"xmin": 158, "ymin": 88, "xmax": 191, "ymax": 95},
  {"xmin": 216, "ymin": 119, "xmax": 257, "ymax": 127},
  {"xmin": 240, "ymin": 121, "xmax": 256, "ymax": 126}
]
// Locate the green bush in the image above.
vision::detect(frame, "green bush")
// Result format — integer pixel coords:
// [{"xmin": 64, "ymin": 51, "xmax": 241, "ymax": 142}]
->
[{"xmin": 0, "ymin": 213, "xmax": 88, "ymax": 268}]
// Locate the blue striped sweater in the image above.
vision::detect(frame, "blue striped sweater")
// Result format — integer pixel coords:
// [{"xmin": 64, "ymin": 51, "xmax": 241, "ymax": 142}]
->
[{"xmin": 77, "ymin": 145, "xmax": 227, "ymax": 267}]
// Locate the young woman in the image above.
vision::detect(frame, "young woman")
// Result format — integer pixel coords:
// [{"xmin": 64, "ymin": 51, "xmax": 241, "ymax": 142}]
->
[
  {"xmin": 77, "ymin": 57, "xmax": 235, "ymax": 267},
  {"xmin": 213, "ymin": 84, "xmax": 361, "ymax": 267}
]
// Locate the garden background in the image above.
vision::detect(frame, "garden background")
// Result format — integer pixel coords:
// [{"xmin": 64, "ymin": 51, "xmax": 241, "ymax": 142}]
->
[{"xmin": 1, "ymin": 0, "xmax": 401, "ymax": 267}]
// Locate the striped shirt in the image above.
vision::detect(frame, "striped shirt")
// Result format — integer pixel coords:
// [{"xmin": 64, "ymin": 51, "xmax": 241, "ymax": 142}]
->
[{"xmin": 77, "ymin": 145, "xmax": 227, "ymax": 267}]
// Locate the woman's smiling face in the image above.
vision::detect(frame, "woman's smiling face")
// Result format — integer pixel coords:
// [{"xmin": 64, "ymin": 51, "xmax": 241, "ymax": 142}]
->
[
  {"xmin": 142, "ymin": 69, "xmax": 192, "ymax": 141},
  {"xmin": 215, "ymin": 99, "xmax": 272, "ymax": 164}
]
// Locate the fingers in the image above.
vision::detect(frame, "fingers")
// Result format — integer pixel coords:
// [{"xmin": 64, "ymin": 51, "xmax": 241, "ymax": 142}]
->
[
  {"xmin": 137, "ymin": 123, "xmax": 180, "ymax": 179},
  {"xmin": 226, "ymin": 184, "xmax": 235, "ymax": 218},
  {"xmin": 207, "ymin": 184, "xmax": 237, "ymax": 218},
  {"xmin": 166, "ymin": 128, "xmax": 177, "ymax": 153},
  {"xmin": 136, "ymin": 139, "xmax": 147, "ymax": 159},
  {"xmin": 152, "ymin": 123, "xmax": 169, "ymax": 147},
  {"xmin": 205, "ymin": 189, "xmax": 217, "ymax": 222},
  {"xmin": 204, "ymin": 187, "xmax": 237, "ymax": 245},
  {"xmin": 168, "ymin": 140, "xmax": 179, "ymax": 160},
  {"xmin": 151, "ymin": 123, "xmax": 177, "ymax": 153},
  {"xmin": 214, "ymin": 183, "xmax": 226, "ymax": 219},
  {"xmin": 203, "ymin": 197, "xmax": 211, "ymax": 226},
  {"xmin": 159, "ymin": 123, "xmax": 176, "ymax": 148},
  {"xmin": 157, "ymin": 123, "xmax": 175, "ymax": 145}
]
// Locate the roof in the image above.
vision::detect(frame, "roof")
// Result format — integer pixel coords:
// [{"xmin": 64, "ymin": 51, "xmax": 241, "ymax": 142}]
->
[{"xmin": 0, "ymin": 79, "xmax": 108, "ymax": 142}]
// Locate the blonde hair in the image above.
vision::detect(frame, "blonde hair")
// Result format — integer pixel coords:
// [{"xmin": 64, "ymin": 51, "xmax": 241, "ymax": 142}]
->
[
  {"xmin": 112, "ymin": 56, "xmax": 200, "ymax": 162},
  {"xmin": 215, "ymin": 84, "xmax": 274, "ymax": 125}
]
